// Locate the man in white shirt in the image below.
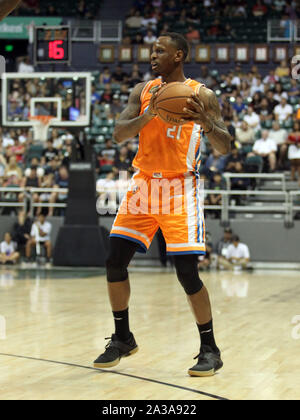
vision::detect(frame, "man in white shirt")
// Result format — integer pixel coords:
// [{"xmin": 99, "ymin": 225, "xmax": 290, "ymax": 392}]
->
[
  {"xmin": 143, "ymin": 30, "xmax": 157, "ymax": 45},
  {"xmin": 0, "ymin": 232, "xmax": 20, "ymax": 264},
  {"xmin": 274, "ymin": 98, "xmax": 293, "ymax": 123},
  {"xmin": 25, "ymin": 214, "xmax": 52, "ymax": 262},
  {"xmin": 222, "ymin": 235, "xmax": 250, "ymax": 270},
  {"xmin": 18, "ymin": 56, "xmax": 34, "ymax": 73},
  {"xmin": 268, "ymin": 121, "xmax": 288, "ymax": 168},
  {"xmin": 235, "ymin": 121, "xmax": 255, "ymax": 144},
  {"xmin": 244, "ymin": 106, "xmax": 261, "ymax": 133},
  {"xmin": 252, "ymin": 129, "xmax": 277, "ymax": 171}
]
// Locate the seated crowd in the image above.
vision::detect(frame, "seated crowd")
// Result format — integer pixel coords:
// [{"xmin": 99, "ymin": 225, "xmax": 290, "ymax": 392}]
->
[{"xmin": 1, "ymin": 60, "xmax": 300, "ymax": 219}]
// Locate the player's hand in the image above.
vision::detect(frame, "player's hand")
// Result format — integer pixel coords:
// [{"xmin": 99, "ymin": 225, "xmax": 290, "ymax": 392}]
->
[
  {"xmin": 146, "ymin": 83, "xmax": 166, "ymax": 117},
  {"xmin": 181, "ymin": 93, "xmax": 213, "ymax": 131}
]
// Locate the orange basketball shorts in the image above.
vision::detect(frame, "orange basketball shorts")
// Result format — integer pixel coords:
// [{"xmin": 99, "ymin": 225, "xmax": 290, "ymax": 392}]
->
[{"xmin": 110, "ymin": 170, "xmax": 206, "ymax": 255}]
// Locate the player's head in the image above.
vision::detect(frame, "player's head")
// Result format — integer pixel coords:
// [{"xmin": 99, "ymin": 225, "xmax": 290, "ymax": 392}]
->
[{"xmin": 151, "ymin": 32, "xmax": 189, "ymax": 76}]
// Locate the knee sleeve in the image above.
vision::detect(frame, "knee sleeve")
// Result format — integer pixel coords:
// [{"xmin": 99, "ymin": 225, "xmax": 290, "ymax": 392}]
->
[
  {"xmin": 106, "ymin": 257, "xmax": 128, "ymax": 283},
  {"xmin": 174, "ymin": 255, "xmax": 203, "ymax": 295},
  {"xmin": 106, "ymin": 237, "xmax": 138, "ymax": 283}
]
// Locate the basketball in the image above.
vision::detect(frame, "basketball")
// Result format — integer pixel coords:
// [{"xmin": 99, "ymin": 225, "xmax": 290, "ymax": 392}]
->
[{"xmin": 154, "ymin": 82, "xmax": 195, "ymax": 125}]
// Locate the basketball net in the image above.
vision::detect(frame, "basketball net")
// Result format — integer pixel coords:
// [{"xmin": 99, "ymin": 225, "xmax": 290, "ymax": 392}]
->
[{"xmin": 29, "ymin": 115, "xmax": 55, "ymax": 142}]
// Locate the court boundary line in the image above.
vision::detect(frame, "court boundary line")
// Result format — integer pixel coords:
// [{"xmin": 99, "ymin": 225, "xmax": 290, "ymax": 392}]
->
[{"xmin": 0, "ymin": 352, "xmax": 229, "ymax": 401}]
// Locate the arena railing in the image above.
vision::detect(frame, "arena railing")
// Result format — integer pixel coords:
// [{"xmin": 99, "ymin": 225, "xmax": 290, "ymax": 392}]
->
[
  {"xmin": 0, "ymin": 187, "xmax": 296, "ymax": 225},
  {"xmin": 288, "ymin": 191, "xmax": 300, "ymax": 225},
  {"xmin": 267, "ymin": 20, "xmax": 294, "ymax": 42},
  {"xmin": 223, "ymin": 172, "xmax": 286, "ymax": 191},
  {"xmin": 67, "ymin": 19, "xmax": 122, "ymax": 42}
]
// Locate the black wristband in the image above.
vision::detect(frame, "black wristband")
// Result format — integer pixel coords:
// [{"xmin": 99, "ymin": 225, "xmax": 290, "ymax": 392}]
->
[{"xmin": 204, "ymin": 124, "xmax": 214, "ymax": 134}]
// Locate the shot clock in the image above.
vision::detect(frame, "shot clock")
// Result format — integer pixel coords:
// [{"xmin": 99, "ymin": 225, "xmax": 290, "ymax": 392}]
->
[{"xmin": 34, "ymin": 25, "xmax": 71, "ymax": 65}]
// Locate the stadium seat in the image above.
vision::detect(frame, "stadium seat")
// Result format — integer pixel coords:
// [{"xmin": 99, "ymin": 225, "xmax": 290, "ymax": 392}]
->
[
  {"xmin": 100, "ymin": 164, "xmax": 113, "ymax": 174},
  {"xmin": 244, "ymin": 155, "xmax": 263, "ymax": 173}
]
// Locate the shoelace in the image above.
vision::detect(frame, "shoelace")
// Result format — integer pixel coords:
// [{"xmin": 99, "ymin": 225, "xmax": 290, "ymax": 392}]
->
[
  {"xmin": 193, "ymin": 352, "xmax": 206, "ymax": 361},
  {"xmin": 104, "ymin": 336, "xmax": 113, "ymax": 349}
]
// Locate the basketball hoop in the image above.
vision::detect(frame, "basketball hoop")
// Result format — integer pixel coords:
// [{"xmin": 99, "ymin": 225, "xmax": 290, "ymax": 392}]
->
[{"xmin": 29, "ymin": 115, "xmax": 55, "ymax": 142}]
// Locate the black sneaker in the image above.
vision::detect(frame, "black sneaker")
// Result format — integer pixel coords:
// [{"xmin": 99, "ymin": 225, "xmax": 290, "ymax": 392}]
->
[
  {"xmin": 188, "ymin": 345, "xmax": 223, "ymax": 377},
  {"xmin": 93, "ymin": 333, "xmax": 138, "ymax": 368}
]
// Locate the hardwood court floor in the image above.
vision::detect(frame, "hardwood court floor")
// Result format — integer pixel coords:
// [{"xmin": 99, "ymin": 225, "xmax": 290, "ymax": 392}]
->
[{"xmin": 0, "ymin": 266, "xmax": 299, "ymax": 400}]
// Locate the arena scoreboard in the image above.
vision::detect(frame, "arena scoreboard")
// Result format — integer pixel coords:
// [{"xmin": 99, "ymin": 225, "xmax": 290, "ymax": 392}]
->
[{"xmin": 34, "ymin": 25, "xmax": 71, "ymax": 65}]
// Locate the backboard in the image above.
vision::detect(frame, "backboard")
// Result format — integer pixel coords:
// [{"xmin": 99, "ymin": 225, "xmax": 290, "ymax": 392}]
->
[{"xmin": 1, "ymin": 72, "xmax": 91, "ymax": 128}]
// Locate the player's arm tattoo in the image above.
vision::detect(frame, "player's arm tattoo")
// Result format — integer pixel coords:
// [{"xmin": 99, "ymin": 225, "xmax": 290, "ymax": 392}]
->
[
  {"xmin": 0, "ymin": 0, "xmax": 22, "ymax": 20},
  {"xmin": 113, "ymin": 82, "xmax": 155, "ymax": 143},
  {"xmin": 204, "ymin": 91, "xmax": 232, "ymax": 155}
]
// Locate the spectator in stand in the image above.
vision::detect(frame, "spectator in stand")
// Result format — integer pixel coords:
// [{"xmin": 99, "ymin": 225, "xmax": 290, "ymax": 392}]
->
[
  {"xmin": 111, "ymin": 95, "xmax": 125, "ymax": 117},
  {"xmin": 216, "ymin": 227, "xmax": 233, "ymax": 268},
  {"xmin": 143, "ymin": 29, "xmax": 157, "ymax": 45},
  {"xmin": 287, "ymin": 121, "xmax": 300, "ymax": 185},
  {"xmin": 26, "ymin": 214, "xmax": 52, "ymax": 263},
  {"xmin": 269, "ymin": 121, "xmax": 288, "ymax": 168},
  {"xmin": 251, "ymin": 92, "xmax": 264, "ymax": 114},
  {"xmin": 207, "ymin": 19, "xmax": 222, "ymax": 37},
  {"xmin": 39, "ymin": 173, "xmax": 55, "ymax": 209},
  {"xmin": 252, "ymin": 0, "xmax": 268, "ymax": 17},
  {"xmin": 251, "ymin": 129, "xmax": 277, "ymax": 172},
  {"xmin": 163, "ymin": 0, "xmax": 179, "ymax": 17},
  {"xmin": 224, "ymin": 117, "xmax": 235, "ymax": 139},
  {"xmin": 234, "ymin": 2, "xmax": 247, "ymax": 17},
  {"xmin": 0, "ymin": 233, "xmax": 20, "ymax": 265},
  {"xmin": 3, "ymin": 156, "xmax": 23, "ymax": 187},
  {"xmin": 96, "ymin": 172, "xmax": 117, "ymax": 209},
  {"xmin": 141, "ymin": 11, "xmax": 158, "ymax": 31},
  {"xmin": 113, "ymin": 145, "xmax": 133, "ymax": 173},
  {"xmin": 266, "ymin": 90, "xmax": 279, "ymax": 112},
  {"xmin": 257, "ymin": 97, "xmax": 274, "ymax": 122},
  {"xmin": 203, "ymin": 149, "xmax": 228, "ymax": 180},
  {"xmin": 101, "ymin": 84, "xmax": 113, "ymax": 104},
  {"xmin": 12, "ymin": 210, "xmax": 32, "ymax": 253},
  {"xmin": 240, "ymin": 80, "xmax": 251, "ymax": 98},
  {"xmin": 48, "ymin": 166, "xmax": 69, "ymax": 216},
  {"xmin": 225, "ymin": 147, "xmax": 250, "ymax": 195},
  {"xmin": 263, "ymin": 69, "xmax": 279, "ymax": 85},
  {"xmin": 196, "ymin": 66, "xmax": 214, "ymax": 89},
  {"xmin": 274, "ymin": 82, "xmax": 288, "ymax": 102},
  {"xmin": 288, "ymin": 79, "xmax": 300, "ymax": 98},
  {"xmin": 250, "ymin": 75, "xmax": 265, "ymax": 96},
  {"xmin": 233, "ymin": 96, "xmax": 246, "ymax": 115},
  {"xmin": 220, "ymin": 235, "xmax": 251, "ymax": 271},
  {"xmin": 186, "ymin": 5, "xmax": 200, "ymax": 24},
  {"xmin": 225, "ymin": 147, "xmax": 244, "ymax": 174},
  {"xmin": 206, "ymin": 172, "xmax": 226, "ymax": 219},
  {"xmin": 132, "ymin": 33, "xmax": 144, "ymax": 45},
  {"xmin": 274, "ymin": 97, "xmax": 293, "ymax": 123},
  {"xmin": 91, "ymin": 86, "xmax": 101, "ymax": 105},
  {"xmin": 111, "ymin": 65, "xmax": 128, "ymax": 83},
  {"xmin": 7, "ymin": 136, "xmax": 25, "ymax": 164},
  {"xmin": 17, "ymin": 56, "xmax": 34, "ymax": 73},
  {"xmin": 41, "ymin": 139, "xmax": 59, "ymax": 165},
  {"xmin": 99, "ymin": 67, "xmax": 112, "ymax": 85},
  {"xmin": 125, "ymin": 9, "xmax": 142, "ymax": 28},
  {"xmin": 19, "ymin": 165, "xmax": 41, "ymax": 213},
  {"xmin": 185, "ymin": 25, "xmax": 201, "ymax": 43},
  {"xmin": 98, "ymin": 138, "xmax": 117, "ymax": 167},
  {"xmin": 244, "ymin": 106, "xmax": 261, "ymax": 133}
]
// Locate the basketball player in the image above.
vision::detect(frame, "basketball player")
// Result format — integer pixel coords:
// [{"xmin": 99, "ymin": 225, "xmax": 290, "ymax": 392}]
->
[
  {"xmin": 0, "ymin": 0, "xmax": 21, "ymax": 20},
  {"xmin": 94, "ymin": 33, "xmax": 231, "ymax": 376}
]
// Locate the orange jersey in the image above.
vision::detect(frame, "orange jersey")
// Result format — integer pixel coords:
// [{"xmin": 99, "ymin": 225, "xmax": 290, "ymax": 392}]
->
[{"xmin": 132, "ymin": 78, "xmax": 204, "ymax": 175}]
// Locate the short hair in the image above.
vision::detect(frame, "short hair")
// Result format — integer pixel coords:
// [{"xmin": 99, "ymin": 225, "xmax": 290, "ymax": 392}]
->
[
  {"xmin": 232, "ymin": 235, "xmax": 240, "ymax": 242},
  {"xmin": 162, "ymin": 32, "xmax": 189, "ymax": 61}
]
